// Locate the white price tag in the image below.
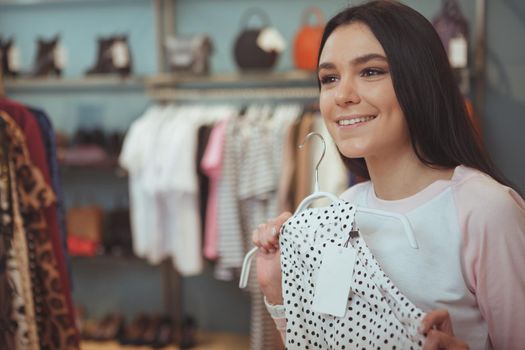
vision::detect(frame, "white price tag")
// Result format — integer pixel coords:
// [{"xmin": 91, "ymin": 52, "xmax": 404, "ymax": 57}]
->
[
  {"xmin": 449, "ymin": 36, "xmax": 468, "ymax": 68},
  {"xmin": 311, "ymin": 243, "xmax": 357, "ymax": 317},
  {"xmin": 7, "ymin": 46, "xmax": 21, "ymax": 72},
  {"xmin": 112, "ymin": 40, "xmax": 130, "ymax": 68},
  {"xmin": 257, "ymin": 27, "xmax": 286, "ymax": 53}
]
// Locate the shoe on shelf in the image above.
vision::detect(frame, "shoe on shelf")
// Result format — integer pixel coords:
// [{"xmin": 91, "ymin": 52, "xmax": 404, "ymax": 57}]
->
[
  {"xmin": 118, "ymin": 313, "xmax": 149, "ymax": 346},
  {"xmin": 140, "ymin": 314, "xmax": 161, "ymax": 346},
  {"xmin": 179, "ymin": 316, "xmax": 197, "ymax": 349},
  {"xmin": 152, "ymin": 315, "xmax": 175, "ymax": 349},
  {"xmin": 101, "ymin": 313, "xmax": 125, "ymax": 341},
  {"xmin": 88, "ymin": 313, "xmax": 124, "ymax": 341}
]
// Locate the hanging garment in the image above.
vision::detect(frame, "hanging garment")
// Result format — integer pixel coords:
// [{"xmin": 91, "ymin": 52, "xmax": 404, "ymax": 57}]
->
[
  {"xmin": 0, "ymin": 111, "xmax": 79, "ymax": 349},
  {"xmin": 196, "ymin": 124, "xmax": 213, "ymax": 245},
  {"xmin": 201, "ymin": 119, "xmax": 230, "ymax": 261},
  {"xmin": 0, "ymin": 98, "xmax": 75, "ymax": 323},
  {"xmin": 30, "ymin": 107, "xmax": 70, "ymax": 280},
  {"xmin": 0, "ymin": 119, "xmax": 17, "ymax": 350},
  {"xmin": 5, "ymin": 135, "xmax": 40, "ymax": 350},
  {"xmin": 280, "ymin": 199, "xmax": 426, "ymax": 349}
]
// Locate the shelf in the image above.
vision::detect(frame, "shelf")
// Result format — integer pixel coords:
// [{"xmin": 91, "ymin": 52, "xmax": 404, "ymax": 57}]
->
[
  {"xmin": 81, "ymin": 332, "xmax": 250, "ymax": 350},
  {"xmin": 4, "ymin": 75, "xmax": 145, "ymax": 92},
  {"xmin": 4, "ymin": 71, "xmax": 318, "ymax": 95}
]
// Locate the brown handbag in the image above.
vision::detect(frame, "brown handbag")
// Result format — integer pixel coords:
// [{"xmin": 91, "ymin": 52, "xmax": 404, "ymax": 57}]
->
[
  {"xmin": 293, "ymin": 7, "xmax": 325, "ymax": 71},
  {"xmin": 233, "ymin": 8, "xmax": 279, "ymax": 71}
]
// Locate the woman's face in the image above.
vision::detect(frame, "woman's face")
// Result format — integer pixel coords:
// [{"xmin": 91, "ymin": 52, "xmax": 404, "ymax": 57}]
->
[{"xmin": 318, "ymin": 22, "xmax": 411, "ymax": 160}]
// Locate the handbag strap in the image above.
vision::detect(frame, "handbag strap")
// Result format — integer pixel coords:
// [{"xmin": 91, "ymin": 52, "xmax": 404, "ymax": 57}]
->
[
  {"xmin": 239, "ymin": 7, "xmax": 271, "ymax": 29},
  {"xmin": 300, "ymin": 6, "xmax": 325, "ymax": 27}
]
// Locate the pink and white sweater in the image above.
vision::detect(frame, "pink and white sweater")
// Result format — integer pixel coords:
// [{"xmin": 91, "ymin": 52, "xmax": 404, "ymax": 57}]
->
[{"xmin": 270, "ymin": 165, "xmax": 525, "ymax": 349}]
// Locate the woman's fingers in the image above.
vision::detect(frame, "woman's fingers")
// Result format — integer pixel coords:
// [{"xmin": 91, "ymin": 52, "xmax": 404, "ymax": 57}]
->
[
  {"xmin": 422, "ymin": 329, "xmax": 452, "ymax": 350},
  {"xmin": 252, "ymin": 212, "xmax": 292, "ymax": 252},
  {"xmin": 266, "ymin": 212, "xmax": 292, "ymax": 248},
  {"xmin": 419, "ymin": 309, "xmax": 454, "ymax": 336},
  {"xmin": 422, "ymin": 329, "xmax": 469, "ymax": 350},
  {"xmin": 420, "ymin": 310, "xmax": 468, "ymax": 349}
]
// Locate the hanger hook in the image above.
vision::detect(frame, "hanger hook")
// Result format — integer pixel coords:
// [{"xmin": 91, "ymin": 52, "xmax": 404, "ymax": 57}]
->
[{"xmin": 299, "ymin": 132, "xmax": 326, "ymax": 192}]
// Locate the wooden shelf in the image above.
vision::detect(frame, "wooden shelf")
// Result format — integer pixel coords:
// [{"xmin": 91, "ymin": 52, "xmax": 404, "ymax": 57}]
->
[
  {"xmin": 5, "ymin": 71, "xmax": 317, "ymax": 94},
  {"xmin": 81, "ymin": 332, "xmax": 250, "ymax": 350}
]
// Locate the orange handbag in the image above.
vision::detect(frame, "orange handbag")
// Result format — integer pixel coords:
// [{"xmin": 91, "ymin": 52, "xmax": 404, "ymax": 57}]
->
[{"xmin": 293, "ymin": 7, "xmax": 325, "ymax": 71}]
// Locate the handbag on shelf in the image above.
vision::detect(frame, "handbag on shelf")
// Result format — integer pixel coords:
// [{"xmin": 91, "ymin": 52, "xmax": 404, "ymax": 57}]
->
[
  {"xmin": 233, "ymin": 8, "xmax": 285, "ymax": 71},
  {"xmin": 164, "ymin": 34, "xmax": 213, "ymax": 75},
  {"xmin": 293, "ymin": 6, "xmax": 325, "ymax": 71}
]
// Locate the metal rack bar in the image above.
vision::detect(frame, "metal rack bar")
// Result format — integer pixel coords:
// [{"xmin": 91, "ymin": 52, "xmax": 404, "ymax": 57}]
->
[{"xmin": 147, "ymin": 86, "xmax": 319, "ymax": 101}]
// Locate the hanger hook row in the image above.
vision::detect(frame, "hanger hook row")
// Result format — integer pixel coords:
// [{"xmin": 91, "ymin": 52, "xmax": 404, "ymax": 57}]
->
[{"xmin": 299, "ymin": 132, "xmax": 326, "ymax": 192}]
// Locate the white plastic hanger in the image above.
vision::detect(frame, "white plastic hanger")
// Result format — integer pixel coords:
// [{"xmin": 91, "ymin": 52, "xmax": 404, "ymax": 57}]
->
[{"xmin": 239, "ymin": 132, "xmax": 418, "ymax": 289}]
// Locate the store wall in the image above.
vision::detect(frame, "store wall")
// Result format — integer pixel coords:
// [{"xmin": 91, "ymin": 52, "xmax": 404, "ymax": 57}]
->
[{"xmin": 484, "ymin": 0, "xmax": 525, "ymax": 193}]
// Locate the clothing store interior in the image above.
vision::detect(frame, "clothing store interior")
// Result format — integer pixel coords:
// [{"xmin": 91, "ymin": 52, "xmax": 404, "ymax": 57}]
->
[{"xmin": 0, "ymin": 0, "xmax": 524, "ymax": 349}]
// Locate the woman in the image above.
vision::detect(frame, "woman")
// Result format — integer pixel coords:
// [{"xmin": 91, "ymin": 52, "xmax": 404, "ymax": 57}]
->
[{"xmin": 252, "ymin": 1, "xmax": 525, "ymax": 349}]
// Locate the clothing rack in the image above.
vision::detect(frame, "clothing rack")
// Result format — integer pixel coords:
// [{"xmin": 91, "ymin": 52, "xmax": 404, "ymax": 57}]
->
[{"xmin": 147, "ymin": 86, "xmax": 319, "ymax": 102}]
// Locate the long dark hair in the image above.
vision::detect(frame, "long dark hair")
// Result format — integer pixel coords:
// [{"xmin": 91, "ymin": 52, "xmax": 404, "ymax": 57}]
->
[{"xmin": 318, "ymin": 0, "xmax": 510, "ymax": 186}]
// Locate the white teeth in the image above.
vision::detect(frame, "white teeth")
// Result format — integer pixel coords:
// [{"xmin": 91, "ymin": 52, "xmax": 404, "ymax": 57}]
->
[{"xmin": 338, "ymin": 116, "xmax": 375, "ymax": 126}]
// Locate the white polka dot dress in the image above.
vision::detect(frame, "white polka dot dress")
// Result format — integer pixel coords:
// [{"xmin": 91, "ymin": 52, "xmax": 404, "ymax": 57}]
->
[{"xmin": 280, "ymin": 200, "xmax": 426, "ymax": 349}]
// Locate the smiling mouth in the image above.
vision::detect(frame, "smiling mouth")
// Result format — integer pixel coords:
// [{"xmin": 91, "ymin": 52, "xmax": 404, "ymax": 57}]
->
[{"xmin": 338, "ymin": 115, "xmax": 377, "ymax": 126}]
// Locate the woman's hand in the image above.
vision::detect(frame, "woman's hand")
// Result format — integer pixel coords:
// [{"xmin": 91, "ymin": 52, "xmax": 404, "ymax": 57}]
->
[
  {"xmin": 252, "ymin": 212, "xmax": 292, "ymax": 305},
  {"xmin": 420, "ymin": 309, "xmax": 469, "ymax": 350}
]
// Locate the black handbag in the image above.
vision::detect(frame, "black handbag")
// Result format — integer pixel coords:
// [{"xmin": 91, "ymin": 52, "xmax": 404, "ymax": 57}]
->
[{"xmin": 233, "ymin": 8, "xmax": 279, "ymax": 71}]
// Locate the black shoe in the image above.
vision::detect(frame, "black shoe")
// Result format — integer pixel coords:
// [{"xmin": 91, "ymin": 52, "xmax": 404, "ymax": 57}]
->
[
  {"xmin": 152, "ymin": 315, "xmax": 175, "ymax": 349},
  {"xmin": 86, "ymin": 36, "xmax": 115, "ymax": 75},
  {"xmin": 118, "ymin": 313, "xmax": 149, "ymax": 346},
  {"xmin": 33, "ymin": 34, "xmax": 62, "ymax": 77},
  {"xmin": 179, "ymin": 316, "xmax": 197, "ymax": 349}
]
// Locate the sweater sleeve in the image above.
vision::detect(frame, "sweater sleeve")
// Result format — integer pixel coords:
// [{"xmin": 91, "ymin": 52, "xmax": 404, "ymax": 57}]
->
[{"xmin": 455, "ymin": 179, "xmax": 525, "ymax": 349}]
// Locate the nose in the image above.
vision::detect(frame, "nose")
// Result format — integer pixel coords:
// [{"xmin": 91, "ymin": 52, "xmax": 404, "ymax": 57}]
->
[{"xmin": 334, "ymin": 77, "xmax": 361, "ymax": 106}]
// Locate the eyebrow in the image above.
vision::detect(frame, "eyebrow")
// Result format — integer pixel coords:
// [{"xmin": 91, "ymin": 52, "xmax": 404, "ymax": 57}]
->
[{"xmin": 318, "ymin": 53, "xmax": 388, "ymax": 72}]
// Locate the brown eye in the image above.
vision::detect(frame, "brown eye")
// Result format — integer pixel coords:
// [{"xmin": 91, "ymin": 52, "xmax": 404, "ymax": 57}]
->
[
  {"xmin": 360, "ymin": 68, "xmax": 386, "ymax": 77},
  {"xmin": 319, "ymin": 75, "xmax": 338, "ymax": 85}
]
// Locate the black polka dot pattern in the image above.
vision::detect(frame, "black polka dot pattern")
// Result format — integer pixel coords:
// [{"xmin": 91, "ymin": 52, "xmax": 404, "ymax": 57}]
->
[{"xmin": 280, "ymin": 200, "xmax": 426, "ymax": 349}]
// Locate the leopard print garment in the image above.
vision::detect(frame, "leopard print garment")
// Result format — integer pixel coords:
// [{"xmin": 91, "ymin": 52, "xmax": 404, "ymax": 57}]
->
[
  {"xmin": 0, "ymin": 116, "xmax": 16, "ymax": 350},
  {"xmin": 0, "ymin": 114, "xmax": 40, "ymax": 350},
  {"xmin": 9, "ymin": 144, "xmax": 40, "ymax": 350},
  {"xmin": 0, "ymin": 112, "xmax": 79, "ymax": 349}
]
